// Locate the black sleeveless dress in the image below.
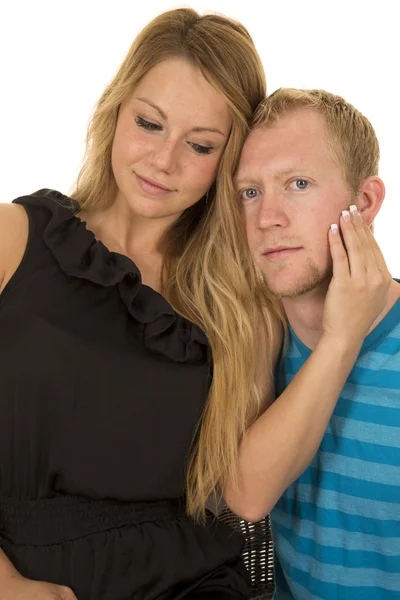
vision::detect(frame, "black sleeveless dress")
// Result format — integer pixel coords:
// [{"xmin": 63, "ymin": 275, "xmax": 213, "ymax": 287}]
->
[{"xmin": 0, "ymin": 190, "xmax": 250, "ymax": 600}]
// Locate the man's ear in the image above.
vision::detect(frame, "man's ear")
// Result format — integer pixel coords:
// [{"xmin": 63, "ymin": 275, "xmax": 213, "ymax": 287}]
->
[{"xmin": 356, "ymin": 176, "xmax": 385, "ymax": 226}]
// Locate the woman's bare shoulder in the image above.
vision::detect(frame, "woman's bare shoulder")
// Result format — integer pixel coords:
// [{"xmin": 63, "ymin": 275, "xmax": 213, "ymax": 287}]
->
[{"xmin": 0, "ymin": 203, "xmax": 29, "ymax": 293}]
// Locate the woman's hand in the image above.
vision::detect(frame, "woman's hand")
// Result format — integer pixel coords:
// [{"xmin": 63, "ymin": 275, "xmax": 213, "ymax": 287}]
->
[
  {"xmin": 323, "ymin": 205, "xmax": 391, "ymax": 346},
  {"xmin": 0, "ymin": 571, "xmax": 77, "ymax": 600}
]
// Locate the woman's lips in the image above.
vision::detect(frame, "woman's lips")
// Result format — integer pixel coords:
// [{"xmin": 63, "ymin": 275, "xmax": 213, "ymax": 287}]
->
[{"xmin": 135, "ymin": 174, "xmax": 173, "ymax": 196}]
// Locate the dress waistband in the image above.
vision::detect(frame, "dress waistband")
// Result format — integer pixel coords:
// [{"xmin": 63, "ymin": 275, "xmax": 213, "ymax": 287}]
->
[{"xmin": 0, "ymin": 494, "xmax": 186, "ymax": 546}]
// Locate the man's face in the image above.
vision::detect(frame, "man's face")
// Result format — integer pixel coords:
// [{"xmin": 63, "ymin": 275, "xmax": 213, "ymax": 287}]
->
[{"xmin": 236, "ymin": 107, "xmax": 353, "ymax": 298}]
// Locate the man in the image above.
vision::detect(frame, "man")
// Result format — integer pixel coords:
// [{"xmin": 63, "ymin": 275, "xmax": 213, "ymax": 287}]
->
[{"xmin": 236, "ymin": 88, "xmax": 400, "ymax": 599}]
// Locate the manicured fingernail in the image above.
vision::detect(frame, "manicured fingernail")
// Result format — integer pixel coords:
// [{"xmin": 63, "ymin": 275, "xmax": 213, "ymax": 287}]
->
[
  {"xmin": 331, "ymin": 223, "xmax": 339, "ymax": 235},
  {"xmin": 342, "ymin": 210, "xmax": 350, "ymax": 222},
  {"xmin": 349, "ymin": 204, "xmax": 359, "ymax": 217}
]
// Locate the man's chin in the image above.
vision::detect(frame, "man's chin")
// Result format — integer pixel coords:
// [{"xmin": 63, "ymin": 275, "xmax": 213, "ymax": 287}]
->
[
  {"xmin": 272, "ymin": 284, "xmax": 318, "ymax": 299},
  {"xmin": 263, "ymin": 269, "xmax": 330, "ymax": 299}
]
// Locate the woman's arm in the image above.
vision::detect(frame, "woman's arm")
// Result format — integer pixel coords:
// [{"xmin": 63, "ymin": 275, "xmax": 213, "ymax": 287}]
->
[
  {"xmin": 0, "ymin": 206, "xmax": 77, "ymax": 598},
  {"xmin": 224, "ymin": 212, "xmax": 392, "ymax": 521},
  {"xmin": 0, "ymin": 203, "xmax": 28, "ymax": 293},
  {"xmin": 0, "ymin": 548, "xmax": 77, "ymax": 598}
]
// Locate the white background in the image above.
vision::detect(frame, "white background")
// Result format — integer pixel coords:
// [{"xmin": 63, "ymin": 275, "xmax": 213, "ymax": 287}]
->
[{"xmin": 0, "ymin": 0, "xmax": 398, "ymax": 272}]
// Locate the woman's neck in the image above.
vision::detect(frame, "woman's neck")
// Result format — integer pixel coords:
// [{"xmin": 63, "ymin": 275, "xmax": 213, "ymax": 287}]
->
[{"xmin": 79, "ymin": 200, "xmax": 166, "ymax": 292}]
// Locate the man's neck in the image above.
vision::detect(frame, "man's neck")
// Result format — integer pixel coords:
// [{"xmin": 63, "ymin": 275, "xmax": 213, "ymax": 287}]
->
[
  {"xmin": 281, "ymin": 285, "xmax": 327, "ymax": 351},
  {"xmin": 282, "ymin": 279, "xmax": 400, "ymax": 351}
]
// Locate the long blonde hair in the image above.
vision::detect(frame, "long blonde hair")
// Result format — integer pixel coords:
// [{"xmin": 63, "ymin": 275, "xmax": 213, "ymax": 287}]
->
[{"xmin": 72, "ymin": 8, "xmax": 283, "ymax": 519}]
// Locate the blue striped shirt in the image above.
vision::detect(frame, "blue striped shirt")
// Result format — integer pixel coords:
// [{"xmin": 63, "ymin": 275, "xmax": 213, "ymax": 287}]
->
[{"xmin": 271, "ymin": 293, "xmax": 400, "ymax": 599}]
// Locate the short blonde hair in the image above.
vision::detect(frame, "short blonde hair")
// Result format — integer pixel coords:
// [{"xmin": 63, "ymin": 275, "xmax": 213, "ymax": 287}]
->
[{"xmin": 253, "ymin": 88, "xmax": 380, "ymax": 195}]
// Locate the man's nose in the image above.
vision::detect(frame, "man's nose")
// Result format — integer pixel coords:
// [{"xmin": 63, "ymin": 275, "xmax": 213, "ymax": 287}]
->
[{"xmin": 257, "ymin": 192, "xmax": 289, "ymax": 229}]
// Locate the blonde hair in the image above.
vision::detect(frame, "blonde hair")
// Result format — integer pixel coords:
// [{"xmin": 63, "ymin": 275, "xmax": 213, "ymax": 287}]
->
[
  {"xmin": 72, "ymin": 8, "xmax": 284, "ymax": 518},
  {"xmin": 253, "ymin": 88, "xmax": 380, "ymax": 194}
]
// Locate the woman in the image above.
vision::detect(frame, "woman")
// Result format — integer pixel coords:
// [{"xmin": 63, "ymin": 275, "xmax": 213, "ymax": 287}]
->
[{"xmin": 0, "ymin": 8, "xmax": 390, "ymax": 600}]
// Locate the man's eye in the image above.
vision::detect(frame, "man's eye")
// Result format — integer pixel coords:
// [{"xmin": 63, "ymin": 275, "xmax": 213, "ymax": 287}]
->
[
  {"xmin": 135, "ymin": 116, "xmax": 162, "ymax": 131},
  {"xmin": 290, "ymin": 179, "xmax": 309, "ymax": 190},
  {"xmin": 240, "ymin": 188, "xmax": 259, "ymax": 201}
]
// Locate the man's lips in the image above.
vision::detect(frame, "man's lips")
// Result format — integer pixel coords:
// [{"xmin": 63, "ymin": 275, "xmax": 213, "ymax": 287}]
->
[{"xmin": 263, "ymin": 246, "xmax": 302, "ymax": 260}]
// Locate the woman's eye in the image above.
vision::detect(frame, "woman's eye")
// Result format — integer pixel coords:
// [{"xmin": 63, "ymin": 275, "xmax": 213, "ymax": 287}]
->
[
  {"xmin": 135, "ymin": 116, "xmax": 162, "ymax": 131},
  {"xmin": 240, "ymin": 188, "xmax": 259, "ymax": 201},
  {"xmin": 189, "ymin": 142, "xmax": 213, "ymax": 155},
  {"xmin": 290, "ymin": 179, "xmax": 310, "ymax": 190}
]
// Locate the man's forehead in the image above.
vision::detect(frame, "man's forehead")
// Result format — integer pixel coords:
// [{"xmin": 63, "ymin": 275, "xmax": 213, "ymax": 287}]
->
[
  {"xmin": 244, "ymin": 108, "xmax": 328, "ymax": 148},
  {"xmin": 237, "ymin": 135, "xmax": 317, "ymax": 178},
  {"xmin": 237, "ymin": 116, "xmax": 333, "ymax": 180},
  {"xmin": 236, "ymin": 128, "xmax": 272, "ymax": 176}
]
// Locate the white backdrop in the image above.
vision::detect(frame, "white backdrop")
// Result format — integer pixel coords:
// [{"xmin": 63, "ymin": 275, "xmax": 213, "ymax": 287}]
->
[{"xmin": 0, "ymin": 0, "xmax": 398, "ymax": 272}]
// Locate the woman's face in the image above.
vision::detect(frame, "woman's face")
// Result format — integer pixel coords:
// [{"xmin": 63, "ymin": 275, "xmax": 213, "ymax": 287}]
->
[{"xmin": 111, "ymin": 58, "xmax": 232, "ymax": 225}]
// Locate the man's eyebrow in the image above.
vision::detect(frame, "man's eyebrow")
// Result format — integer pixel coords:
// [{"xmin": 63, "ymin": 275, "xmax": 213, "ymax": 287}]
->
[
  {"xmin": 136, "ymin": 97, "xmax": 226, "ymax": 137},
  {"xmin": 235, "ymin": 166, "xmax": 314, "ymax": 185},
  {"xmin": 234, "ymin": 176, "xmax": 257, "ymax": 187},
  {"xmin": 276, "ymin": 168, "xmax": 310, "ymax": 178}
]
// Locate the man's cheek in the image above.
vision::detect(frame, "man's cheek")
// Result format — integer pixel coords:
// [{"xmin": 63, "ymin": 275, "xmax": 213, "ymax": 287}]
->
[
  {"xmin": 244, "ymin": 222, "xmax": 254, "ymax": 246},
  {"xmin": 319, "ymin": 239, "xmax": 333, "ymax": 267}
]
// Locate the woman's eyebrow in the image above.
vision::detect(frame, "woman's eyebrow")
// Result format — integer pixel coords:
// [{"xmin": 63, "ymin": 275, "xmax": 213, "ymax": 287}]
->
[
  {"xmin": 191, "ymin": 126, "xmax": 226, "ymax": 137},
  {"xmin": 136, "ymin": 97, "xmax": 226, "ymax": 137},
  {"xmin": 137, "ymin": 97, "xmax": 167, "ymax": 120}
]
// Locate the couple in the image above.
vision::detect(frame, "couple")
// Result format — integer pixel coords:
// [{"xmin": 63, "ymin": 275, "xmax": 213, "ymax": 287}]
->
[{"xmin": 0, "ymin": 8, "xmax": 398, "ymax": 600}]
